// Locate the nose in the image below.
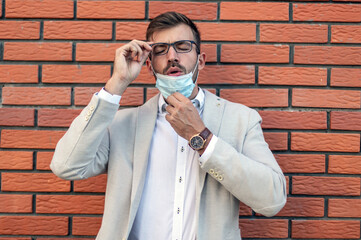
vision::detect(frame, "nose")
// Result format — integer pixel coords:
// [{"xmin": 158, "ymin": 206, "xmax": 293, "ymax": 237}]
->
[{"xmin": 166, "ymin": 45, "xmax": 179, "ymax": 62}]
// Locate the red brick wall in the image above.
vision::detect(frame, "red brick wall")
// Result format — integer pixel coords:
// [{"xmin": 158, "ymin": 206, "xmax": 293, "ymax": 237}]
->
[{"xmin": 0, "ymin": 0, "xmax": 360, "ymax": 239}]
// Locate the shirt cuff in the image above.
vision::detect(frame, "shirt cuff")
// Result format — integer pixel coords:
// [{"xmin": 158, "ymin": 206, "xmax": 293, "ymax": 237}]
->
[
  {"xmin": 97, "ymin": 88, "xmax": 121, "ymax": 104},
  {"xmin": 199, "ymin": 135, "xmax": 218, "ymax": 165}
]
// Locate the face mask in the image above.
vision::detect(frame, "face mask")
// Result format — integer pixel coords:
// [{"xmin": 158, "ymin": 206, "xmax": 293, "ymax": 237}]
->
[{"xmin": 151, "ymin": 56, "xmax": 199, "ymax": 99}]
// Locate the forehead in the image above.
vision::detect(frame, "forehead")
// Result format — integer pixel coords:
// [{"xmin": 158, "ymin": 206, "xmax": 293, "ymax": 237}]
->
[{"xmin": 151, "ymin": 24, "xmax": 195, "ymax": 43}]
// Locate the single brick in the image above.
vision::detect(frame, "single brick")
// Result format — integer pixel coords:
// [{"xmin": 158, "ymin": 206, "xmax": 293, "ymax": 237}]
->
[
  {"xmin": 0, "ymin": 129, "xmax": 66, "ymax": 149},
  {"xmin": 293, "ymin": 3, "xmax": 361, "ymax": 22},
  {"xmin": 6, "ymin": 0, "xmax": 73, "ymax": 18},
  {"xmin": 329, "ymin": 155, "xmax": 361, "ymax": 174},
  {"xmin": 0, "ymin": 108, "xmax": 34, "ymax": 126},
  {"xmin": 220, "ymin": 89, "xmax": 288, "ymax": 107},
  {"xmin": 222, "ymin": 44, "xmax": 289, "ymax": 63},
  {"xmin": 36, "ymin": 195, "xmax": 104, "ymax": 214},
  {"xmin": 4, "ymin": 42, "xmax": 72, "ymax": 61},
  {"xmin": 44, "ymin": 21, "xmax": 112, "ymax": 40},
  {"xmin": 259, "ymin": 67, "xmax": 327, "ymax": 86},
  {"xmin": 294, "ymin": 46, "xmax": 361, "ymax": 65},
  {"xmin": 74, "ymin": 174, "xmax": 107, "ymax": 193},
  {"xmin": 0, "ymin": 65, "xmax": 38, "ymax": 83},
  {"xmin": 36, "ymin": 151, "xmax": 54, "ymax": 170},
  {"xmin": 116, "ymin": 22, "xmax": 149, "ymax": 40},
  {"xmin": 0, "ymin": 21, "xmax": 40, "ymax": 39},
  {"xmin": 292, "ymin": 176, "xmax": 360, "ymax": 196},
  {"xmin": 275, "ymin": 154, "xmax": 325, "ymax": 173},
  {"xmin": 260, "ymin": 24, "xmax": 328, "ymax": 43},
  {"xmin": 1, "ymin": 172, "xmax": 70, "ymax": 192},
  {"xmin": 277, "ymin": 197, "xmax": 324, "ymax": 217},
  {"xmin": 0, "ymin": 194, "xmax": 33, "ymax": 213},
  {"xmin": 72, "ymin": 217, "xmax": 102, "ymax": 236},
  {"xmin": 221, "ymin": 2, "xmax": 289, "ymax": 21},
  {"xmin": 76, "ymin": 43, "xmax": 124, "ymax": 62},
  {"xmin": 292, "ymin": 220, "xmax": 360, "ymax": 239},
  {"xmin": 0, "ymin": 216, "xmax": 68, "ymax": 235},
  {"xmin": 332, "ymin": 25, "xmax": 361, "ymax": 43},
  {"xmin": 198, "ymin": 65, "xmax": 255, "ymax": 85},
  {"xmin": 328, "ymin": 199, "xmax": 361, "ymax": 217},
  {"xmin": 0, "ymin": 151, "xmax": 33, "ymax": 170},
  {"xmin": 291, "ymin": 132, "xmax": 360, "ymax": 152},
  {"xmin": 2, "ymin": 87, "xmax": 71, "ymax": 106},
  {"xmin": 149, "ymin": 2, "xmax": 217, "ymax": 20},
  {"xmin": 77, "ymin": 0, "xmax": 144, "ymax": 19},
  {"xmin": 239, "ymin": 219, "xmax": 288, "ymax": 238},
  {"xmin": 292, "ymin": 88, "xmax": 360, "ymax": 109},
  {"xmin": 239, "ymin": 202, "xmax": 252, "ymax": 216},
  {"xmin": 331, "ymin": 111, "xmax": 361, "ymax": 131},
  {"xmin": 42, "ymin": 65, "xmax": 110, "ymax": 83},
  {"xmin": 260, "ymin": 111, "xmax": 327, "ymax": 130},
  {"xmin": 331, "ymin": 68, "xmax": 361, "ymax": 87},
  {"xmin": 197, "ymin": 23, "xmax": 256, "ymax": 42},
  {"xmin": 38, "ymin": 109, "xmax": 81, "ymax": 127},
  {"xmin": 263, "ymin": 132, "xmax": 288, "ymax": 151}
]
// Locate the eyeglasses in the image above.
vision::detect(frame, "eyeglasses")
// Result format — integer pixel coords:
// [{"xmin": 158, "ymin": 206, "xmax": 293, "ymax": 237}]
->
[{"xmin": 150, "ymin": 40, "xmax": 200, "ymax": 57}]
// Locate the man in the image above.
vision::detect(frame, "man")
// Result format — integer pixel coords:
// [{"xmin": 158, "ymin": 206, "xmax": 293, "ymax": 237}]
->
[{"xmin": 51, "ymin": 12, "xmax": 286, "ymax": 240}]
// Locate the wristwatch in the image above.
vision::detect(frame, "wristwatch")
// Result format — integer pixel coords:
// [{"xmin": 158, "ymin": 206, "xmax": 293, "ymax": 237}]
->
[{"xmin": 189, "ymin": 127, "xmax": 212, "ymax": 151}]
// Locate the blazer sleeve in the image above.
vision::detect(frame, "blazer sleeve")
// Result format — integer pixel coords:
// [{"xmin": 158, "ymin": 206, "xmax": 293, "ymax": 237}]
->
[
  {"xmin": 50, "ymin": 94, "xmax": 119, "ymax": 180},
  {"xmin": 201, "ymin": 108, "xmax": 287, "ymax": 217}
]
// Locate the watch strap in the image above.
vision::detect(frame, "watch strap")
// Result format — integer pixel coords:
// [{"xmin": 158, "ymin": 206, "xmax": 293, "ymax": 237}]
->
[{"xmin": 199, "ymin": 127, "xmax": 211, "ymax": 141}]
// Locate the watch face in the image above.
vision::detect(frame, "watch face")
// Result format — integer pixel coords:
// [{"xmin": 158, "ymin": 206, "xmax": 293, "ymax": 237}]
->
[{"xmin": 190, "ymin": 135, "xmax": 204, "ymax": 150}]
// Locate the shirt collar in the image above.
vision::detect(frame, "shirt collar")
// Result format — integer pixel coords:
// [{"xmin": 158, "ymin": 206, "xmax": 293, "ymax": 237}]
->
[{"xmin": 158, "ymin": 87, "xmax": 205, "ymax": 115}]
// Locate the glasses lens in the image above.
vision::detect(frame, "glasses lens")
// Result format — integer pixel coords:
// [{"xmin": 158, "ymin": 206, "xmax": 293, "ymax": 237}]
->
[
  {"xmin": 174, "ymin": 41, "xmax": 192, "ymax": 53},
  {"xmin": 152, "ymin": 44, "xmax": 169, "ymax": 56}
]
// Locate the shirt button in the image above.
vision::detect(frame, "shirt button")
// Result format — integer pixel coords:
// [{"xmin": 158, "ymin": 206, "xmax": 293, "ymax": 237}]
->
[
  {"xmin": 209, "ymin": 169, "xmax": 215, "ymax": 174},
  {"xmin": 181, "ymin": 146, "xmax": 184, "ymax": 152}
]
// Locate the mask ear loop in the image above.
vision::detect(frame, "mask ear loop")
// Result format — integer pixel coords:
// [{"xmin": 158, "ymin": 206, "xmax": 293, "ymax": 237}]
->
[{"xmin": 192, "ymin": 55, "xmax": 200, "ymax": 84}]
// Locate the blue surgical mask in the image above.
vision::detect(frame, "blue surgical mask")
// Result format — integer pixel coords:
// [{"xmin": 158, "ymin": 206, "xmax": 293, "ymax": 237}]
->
[{"xmin": 151, "ymin": 57, "xmax": 199, "ymax": 99}]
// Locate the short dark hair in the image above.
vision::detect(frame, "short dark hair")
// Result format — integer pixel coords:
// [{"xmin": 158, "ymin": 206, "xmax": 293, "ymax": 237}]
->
[{"xmin": 146, "ymin": 12, "xmax": 201, "ymax": 52}]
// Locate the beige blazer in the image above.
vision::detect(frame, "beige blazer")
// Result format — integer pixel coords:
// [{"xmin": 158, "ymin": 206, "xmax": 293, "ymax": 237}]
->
[{"xmin": 51, "ymin": 90, "xmax": 287, "ymax": 240}]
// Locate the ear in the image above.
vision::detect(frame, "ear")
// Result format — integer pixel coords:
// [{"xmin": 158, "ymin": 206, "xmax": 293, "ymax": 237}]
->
[
  {"xmin": 146, "ymin": 58, "xmax": 153, "ymax": 76},
  {"xmin": 197, "ymin": 52, "xmax": 206, "ymax": 71}
]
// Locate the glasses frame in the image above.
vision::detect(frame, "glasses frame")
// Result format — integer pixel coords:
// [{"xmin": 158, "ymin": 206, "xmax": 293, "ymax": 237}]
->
[{"xmin": 150, "ymin": 40, "xmax": 200, "ymax": 57}]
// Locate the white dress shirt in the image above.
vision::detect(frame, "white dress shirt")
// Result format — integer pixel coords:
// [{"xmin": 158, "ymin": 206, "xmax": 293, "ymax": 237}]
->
[{"xmin": 98, "ymin": 88, "xmax": 217, "ymax": 240}]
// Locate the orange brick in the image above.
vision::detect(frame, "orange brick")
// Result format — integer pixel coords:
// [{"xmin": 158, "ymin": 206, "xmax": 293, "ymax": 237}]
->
[
  {"xmin": 292, "ymin": 88, "xmax": 360, "ymax": 109},
  {"xmin": 332, "ymin": 25, "xmax": 361, "ymax": 43},
  {"xmin": 116, "ymin": 22, "xmax": 148, "ymax": 40},
  {"xmin": 76, "ymin": 42, "xmax": 123, "ymax": 62},
  {"xmin": 331, "ymin": 68, "xmax": 361, "ymax": 87},
  {"xmin": 198, "ymin": 65, "xmax": 255, "ymax": 85},
  {"xmin": 36, "ymin": 195, "xmax": 104, "ymax": 214},
  {"xmin": 44, "ymin": 21, "xmax": 112, "ymax": 40},
  {"xmin": 36, "ymin": 151, "xmax": 54, "ymax": 170},
  {"xmin": 292, "ymin": 176, "xmax": 360, "ymax": 196},
  {"xmin": 0, "ymin": 151, "xmax": 33, "ymax": 170},
  {"xmin": 149, "ymin": 2, "xmax": 217, "ymax": 20},
  {"xmin": 291, "ymin": 132, "xmax": 360, "ymax": 152},
  {"xmin": 201, "ymin": 44, "xmax": 217, "ymax": 63},
  {"xmin": 222, "ymin": 44, "xmax": 289, "ymax": 63},
  {"xmin": 0, "ymin": 1, "xmax": 2, "ymax": 17},
  {"xmin": 260, "ymin": 111, "xmax": 327, "ymax": 130},
  {"xmin": 197, "ymin": 23, "xmax": 256, "ymax": 42},
  {"xmin": 0, "ymin": 194, "xmax": 33, "ymax": 213},
  {"xmin": 146, "ymin": 88, "xmax": 160, "ymax": 100},
  {"xmin": 329, "ymin": 199, "xmax": 361, "ymax": 217},
  {"xmin": 42, "ymin": 65, "xmax": 110, "ymax": 83},
  {"xmin": 0, "ymin": 216, "xmax": 68, "ymax": 235},
  {"xmin": 259, "ymin": 66, "xmax": 327, "ymax": 86},
  {"xmin": 263, "ymin": 132, "xmax": 288, "ymax": 151},
  {"xmin": 277, "ymin": 197, "xmax": 324, "ymax": 217},
  {"xmin": 329, "ymin": 155, "xmax": 361, "ymax": 174},
  {"xmin": 220, "ymin": 89, "xmax": 288, "ymax": 107},
  {"xmin": 74, "ymin": 174, "xmax": 107, "ymax": 193},
  {"xmin": 331, "ymin": 111, "xmax": 361, "ymax": 131},
  {"xmin": 38, "ymin": 109, "xmax": 81, "ymax": 127},
  {"xmin": 0, "ymin": 21, "xmax": 39, "ymax": 39},
  {"xmin": 4, "ymin": 42, "xmax": 72, "ymax": 61},
  {"xmin": 74, "ymin": 87, "xmax": 143, "ymax": 106},
  {"xmin": 0, "ymin": 108, "xmax": 34, "ymax": 126},
  {"xmin": 40, "ymin": 238, "xmax": 94, "ymax": 240},
  {"xmin": 0, "ymin": 238, "xmax": 31, "ymax": 240},
  {"xmin": 221, "ymin": 2, "xmax": 289, "ymax": 21},
  {"xmin": 294, "ymin": 46, "xmax": 361, "ymax": 65},
  {"xmin": 0, "ymin": 129, "xmax": 66, "ymax": 149},
  {"xmin": 132, "ymin": 66, "xmax": 154, "ymax": 84},
  {"xmin": 0, "ymin": 65, "xmax": 38, "ymax": 83},
  {"xmin": 261, "ymin": 24, "xmax": 328, "ymax": 43},
  {"xmin": 293, "ymin": 3, "xmax": 361, "ymax": 22},
  {"xmin": 77, "ymin": 0, "xmax": 144, "ymax": 19},
  {"xmin": 275, "ymin": 154, "xmax": 325, "ymax": 173},
  {"xmin": 72, "ymin": 216, "xmax": 102, "ymax": 236},
  {"xmin": 1, "ymin": 172, "xmax": 70, "ymax": 192},
  {"xmin": 6, "ymin": 0, "xmax": 73, "ymax": 19},
  {"xmin": 2, "ymin": 87, "xmax": 71, "ymax": 105},
  {"xmin": 239, "ymin": 202, "xmax": 252, "ymax": 216},
  {"xmin": 292, "ymin": 220, "xmax": 360, "ymax": 238},
  {"xmin": 239, "ymin": 219, "xmax": 288, "ymax": 238}
]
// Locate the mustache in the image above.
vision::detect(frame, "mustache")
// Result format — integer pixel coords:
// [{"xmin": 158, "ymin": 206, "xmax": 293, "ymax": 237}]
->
[{"xmin": 162, "ymin": 61, "xmax": 187, "ymax": 74}]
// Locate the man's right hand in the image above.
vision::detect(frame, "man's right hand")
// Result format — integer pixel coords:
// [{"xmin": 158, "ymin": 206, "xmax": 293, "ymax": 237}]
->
[{"xmin": 105, "ymin": 40, "xmax": 153, "ymax": 96}]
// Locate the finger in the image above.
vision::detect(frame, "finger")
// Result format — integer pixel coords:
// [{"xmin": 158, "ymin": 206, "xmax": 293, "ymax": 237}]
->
[
  {"xmin": 172, "ymin": 92, "xmax": 191, "ymax": 103},
  {"xmin": 166, "ymin": 94, "xmax": 180, "ymax": 107},
  {"xmin": 165, "ymin": 104, "xmax": 176, "ymax": 115},
  {"xmin": 129, "ymin": 42, "xmax": 143, "ymax": 62}
]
